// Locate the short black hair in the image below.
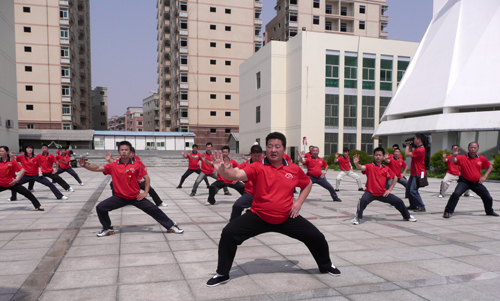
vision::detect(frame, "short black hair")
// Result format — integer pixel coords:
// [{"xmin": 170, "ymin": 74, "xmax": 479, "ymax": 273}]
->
[
  {"xmin": 0, "ymin": 146, "xmax": 9, "ymax": 153},
  {"xmin": 415, "ymin": 133, "xmax": 428, "ymax": 146},
  {"xmin": 192, "ymin": 144, "xmax": 198, "ymax": 148},
  {"xmin": 221, "ymin": 146, "xmax": 230, "ymax": 152},
  {"xmin": 468, "ymin": 142, "xmax": 479, "ymax": 148},
  {"xmin": 60, "ymin": 146, "xmax": 66, "ymax": 150},
  {"xmin": 373, "ymin": 147, "xmax": 385, "ymax": 155},
  {"xmin": 130, "ymin": 146, "xmax": 136, "ymax": 153},
  {"xmin": 452, "ymin": 144, "xmax": 459, "ymax": 149},
  {"xmin": 392, "ymin": 144, "xmax": 399, "ymax": 148},
  {"xmin": 343, "ymin": 148, "xmax": 349, "ymax": 152},
  {"xmin": 206, "ymin": 142, "xmax": 213, "ymax": 147},
  {"xmin": 118, "ymin": 141, "xmax": 132, "ymax": 150},
  {"xmin": 41, "ymin": 143, "xmax": 48, "ymax": 148},
  {"xmin": 250, "ymin": 145, "xmax": 262, "ymax": 154},
  {"xmin": 265, "ymin": 132, "xmax": 287, "ymax": 147},
  {"xmin": 24, "ymin": 145, "xmax": 35, "ymax": 154},
  {"xmin": 393, "ymin": 147, "xmax": 401, "ymax": 152}
]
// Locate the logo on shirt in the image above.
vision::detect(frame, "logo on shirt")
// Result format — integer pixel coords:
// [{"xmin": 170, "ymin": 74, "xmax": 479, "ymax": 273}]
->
[
  {"xmin": 125, "ymin": 168, "xmax": 136, "ymax": 184},
  {"xmin": 285, "ymin": 173, "xmax": 293, "ymax": 179},
  {"xmin": 477, "ymin": 161, "xmax": 482, "ymax": 166}
]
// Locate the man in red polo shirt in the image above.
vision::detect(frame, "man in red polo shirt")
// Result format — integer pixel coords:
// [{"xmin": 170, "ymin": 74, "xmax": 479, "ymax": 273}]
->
[
  {"xmin": 383, "ymin": 148, "xmax": 408, "ymax": 190},
  {"xmin": 177, "ymin": 144, "xmax": 210, "ymax": 189},
  {"xmin": 298, "ymin": 146, "xmax": 342, "ymax": 202},
  {"xmin": 405, "ymin": 133, "xmax": 427, "ymax": 212},
  {"xmin": 205, "ymin": 132, "xmax": 340, "ymax": 287},
  {"xmin": 352, "ymin": 147, "xmax": 416, "ymax": 225},
  {"xmin": 439, "ymin": 145, "xmax": 471, "ymax": 198},
  {"xmin": 335, "ymin": 148, "xmax": 363, "ymax": 191},
  {"xmin": 79, "ymin": 141, "xmax": 183, "ymax": 237},
  {"xmin": 190, "ymin": 142, "xmax": 229, "ymax": 197},
  {"xmin": 55, "ymin": 147, "xmax": 83, "ymax": 186},
  {"xmin": 304, "ymin": 145, "xmax": 314, "ymax": 159},
  {"xmin": 443, "ymin": 142, "xmax": 497, "ymax": 218},
  {"xmin": 206, "ymin": 146, "xmax": 245, "ymax": 206},
  {"xmin": 27, "ymin": 144, "xmax": 74, "ymax": 192}
]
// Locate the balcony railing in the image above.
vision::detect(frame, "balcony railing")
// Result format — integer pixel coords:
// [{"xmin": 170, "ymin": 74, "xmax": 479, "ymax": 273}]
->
[
  {"xmin": 255, "ymin": 1, "xmax": 263, "ymax": 8},
  {"xmin": 59, "ymin": 0, "xmax": 69, "ymax": 5},
  {"xmin": 381, "ymin": 15, "xmax": 389, "ymax": 22},
  {"xmin": 60, "ymin": 19, "xmax": 69, "ymax": 25},
  {"xmin": 60, "ymin": 38, "xmax": 70, "ymax": 44},
  {"xmin": 254, "ymin": 36, "xmax": 263, "ymax": 42},
  {"xmin": 61, "ymin": 77, "xmax": 71, "ymax": 83},
  {"xmin": 179, "ymin": 29, "xmax": 188, "ymax": 36},
  {"xmin": 380, "ymin": 31, "xmax": 388, "ymax": 38},
  {"xmin": 255, "ymin": 19, "xmax": 263, "ymax": 25},
  {"xmin": 179, "ymin": 11, "xmax": 188, "ymax": 18},
  {"xmin": 180, "ymin": 83, "xmax": 188, "ymax": 89}
]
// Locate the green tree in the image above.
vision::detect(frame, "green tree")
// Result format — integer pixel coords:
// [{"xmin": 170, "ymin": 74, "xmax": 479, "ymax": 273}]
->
[
  {"xmin": 349, "ymin": 150, "xmax": 371, "ymax": 168},
  {"xmin": 430, "ymin": 150, "xmax": 449, "ymax": 175},
  {"xmin": 492, "ymin": 150, "xmax": 500, "ymax": 174}
]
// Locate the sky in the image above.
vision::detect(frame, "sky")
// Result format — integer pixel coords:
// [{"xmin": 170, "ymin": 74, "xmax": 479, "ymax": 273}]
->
[{"xmin": 90, "ymin": 0, "xmax": 433, "ymax": 116}]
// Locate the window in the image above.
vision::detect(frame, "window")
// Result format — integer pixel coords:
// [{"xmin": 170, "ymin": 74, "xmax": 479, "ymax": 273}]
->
[
  {"xmin": 380, "ymin": 58, "xmax": 393, "ymax": 91},
  {"xmin": 25, "ymin": 85, "xmax": 33, "ymax": 91},
  {"xmin": 60, "ymin": 28, "xmax": 69, "ymax": 38},
  {"xmin": 225, "ymin": 95, "xmax": 231, "ymax": 100},
  {"xmin": 61, "ymin": 66, "xmax": 70, "ymax": 77},
  {"xmin": 24, "ymin": 46, "xmax": 32, "ymax": 52},
  {"xmin": 225, "ymin": 8, "xmax": 231, "ymax": 14},
  {"xmin": 24, "ymin": 27, "xmax": 31, "ymax": 33},
  {"xmin": 210, "ymin": 77, "xmax": 216, "ymax": 82},
  {"xmin": 362, "ymin": 57, "xmax": 375, "ymax": 90},
  {"xmin": 138, "ymin": 129, "xmax": 143, "ymax": 132},
  {"xmin": 23, "ymin": 7, "xmax": 30, "ymax": 13},
  {"xmin": 210, "ymin": 111, "xmax": 217, "ymax": 116},
  {"xmin": 324, "ymin": 133, "xmax": 338, "ymax": 156},
  {"xmin": 359, "ymin": 21, "xmax": 365, "ymax": 30},
  {"xmin": 289, "ymin": 29, "xmax": 297, "ymax": 37},
  {"xmin": 138, "ymin": 121, "xmax": 143, "ymax": 126},
  {"xmin": 210, "ymin": 7, "xmax": 216, "ymax": 12},
  {"xmin": 341, "ymin": 6, "xmax": 347, "ymax": 16},
  {"xmin": 60, "ymin": 8, "xmax": 68, "ymax": 19},
  {"xmin": 362, "ymin": 96, "xmax": 375, "ymax": 128},
  {"xmin": 27, "ymin": 124, "xmax": 34, "ymax": 129},
  {"xmin": 180, "ymin": 1, "xmax": 187, "ymax": 11},
  {"xmin": 340, "ymin": 22, "xmax": 347, "ymax": 32},
  {"xmin": 344, "ymin": 95, "xmax": 357, "ymax": 127},
  {"xmin": 360, "ymin": 5, "xmax": 366, "ymax": 14},
  {"xmin": 180, "ymin": 108, "xmax": 188, "ymax": 118},
  {"xmin": 63, "ymin": 123, "xmax": 72, "ymax": 130},
  {"xmin": 326, "ymin": 5, "xmax": 333, "ymax": 14},
  {"xmin": 225, "ymin": 112, "xmax": 231, "ymax": 117},
  {"xmin": 255, "ymin": 43, "xmax": 262, "ymax": 52},
  {"xmin": 290, "ymin": 0, "xmax": 298, "ymax": 4},
  {"xmin": 225, "ymin": 60, "xmax": 231, "ymax": 66},
  {"xmin": 100, "ymin": 112, "xmax": 105, "ymax": 116},
  {"xmin": 210, "ymin": 94, "xmax": 216, "ymax": 99},
  {"xmin": 288, "ymin": 12, "xmax": 298, "ymax": 22},
  {"xmin": 344, "ymin": 55, "xmax": 357, "ymax": 88},
  {"xmin": 313, "ymin": 16, "xmax": 320, "ymax": 25},
  {"xmin": 25, "ymin": 66, "xmax": 32, "ymax": 72},
  {"xmin": 361, "ymin": 134, "xmax": 373, "ymax": 154},
  {"xmin": 100, "ymin": 102, "xmax": 105, "ymax": 106},
  {"xmin": 225, "ymin": 78, "xmax": 231, "ymax": 83},
  {"xmin": 344, "ymin": 133, "xmax": 356, "ymax": 151},
  {"xmin": 180, "ymin": 126, "xmax": 188, "ymax": 132},
  {"xmin": 210, "ymin": 128, "xmax": 217, "ymax": 133},
  {"xmin": 379, "ymin": 97, "xmax": 391, "ymax": 117},
  {"xmin": 325, "ymin": 94, "xmax": 339, "ymax": 127},
  {"xmin": 180, "ymin": 91, "xmax": 188, "ymax": 100},
  {"xmin": 180, "ymin": 20, "xmax": 188, "ymax": 29},
  {"xmin": 62, "ymin": 86, "xmax": 71, "ymax": 96},
  {"xmin": 397, "ymin": 58, "xmax": 410, "ymax": 84},
  {"xmin": 225, "ymin": 128, "xmax": 231, "ymax": 134},
  {"xmin": 180, "ymin": 73, "xmax": 188, "ymax": 83},
  {"xmin": 180, "ymin": 55, "xmax": 188, "ymax": 65},
  {"xmin": 62, "ymin": 104, "xmax": 71, "ymax": 114},
  {"xmin": 61, "ymin": 47, "xmax": 69, "ymax": 57},
  {"xmin": 180, "ymin": 37, "xmax": 188, "ymax": 47},
  {"xmin": 255, "ymin": 9, "xmax": 261, "ymax": 18},
  {"xmin": 325, "ymin": 21, "xmax": 332, "ymax": 31},
  {"xmin": 210, "ymin": 59, "xmax": 216, "ymax": 65},
  {"xmin": 100, "ymin": 122, "xmax": 105, "ymax": 126},
  {"xmin": 256, "ymin": 106, "xmax": 261, "ymax": 123},
  {"xmin": 325, "ymin": 54, "xmax": 339, "ymax": 87},
  {"xmin": 225, "ymin": 43, "xmax": 231, "ymax": 49},
  {"xmin": 313, "ymin": 0, "xmax": 320, "ymax": 9},
  {"xmin": 256, "ymin": 72, "xmax": 261, "ymax": 89},
  {"xmin": 225, "ymin": 26, "xmax": 231, "ymax": 31},
  {"xmin": 210, "ymin": 42, "xmax": 216, "ymax": 47},
  {"xmin": 26, "ymin": 105, "xmax": 34, "ymax": 110},
  {"xmin": 210, "ymin": 24, "xmax": 216, "ymax": 30}
]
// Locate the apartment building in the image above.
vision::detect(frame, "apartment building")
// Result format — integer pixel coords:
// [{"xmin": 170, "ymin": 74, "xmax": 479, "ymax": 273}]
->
[
  {"xmin": 265, "ymin": 0, "xmax": 388, "ymax": 43},
  {"xmin": 125, "ymin": 107, "xmax": 143, "ymax": 132},
  {"xmin": 143, "ymin": 93, "xmax": 160, "ymax": 132},
  {"xmin": 91, "ymin": 86, "xmax": 108, "ymax": 130},
  {"xmin": 158, "ymin": 0, "xmax": 262, "ymax": 148},
  {"xmin": 156, "ymin": 0, "xmax": 171, "ymax": 131},
  {"xmin": 108, "ymin": 115, "xmax": 125, "ymax": 131},
  {"xmin": 14, "ymin": 0, "xmax": 92, "ymax": 130}
]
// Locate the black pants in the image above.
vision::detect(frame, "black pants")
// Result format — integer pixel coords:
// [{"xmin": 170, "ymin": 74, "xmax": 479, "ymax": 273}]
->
[
  {"xmin": 308, "ymin": 175, "xmax": 338, "ymax": 200},
  {"xmin": 356, "ymin": 191, "xmax": 411, "ymax": 220},
  {"xmin": 230, "ymin": 192, "xmax": 253, "ymax": 221},
  {"xmin": 110, "ymin": 181, "xmax": 163, "ymax": 206},
  {"xmin": 28, "ymin": 172, "xmax": 70, "ymax": 191},
  {"xmin": 444, "ymin": 179, "xmax": 494, "ymax": 214},
  {"xmin": 96, "ymin": 195, "xmax": 174, "ymax": 230},
  {"xmin": 55, "ymin": 167, "xmax": 82, "ymax": 184},
  {"xmin": 207, "ymin": 180, "xmax": 245, "ymax": 205},
  {"xmin": 1, "ymin": 184, "xmax": 41, "ymax": 209},
  {"xmin": 178, "ymin": 168, "xmax": 209, "ymax": 187},
  {"xmin": 11, "ymin": 175, "xmax": 63, "ymax": 200},
  {"xmin": 216, "ymin": 211, "xmax": 332, "ymax": 275}
]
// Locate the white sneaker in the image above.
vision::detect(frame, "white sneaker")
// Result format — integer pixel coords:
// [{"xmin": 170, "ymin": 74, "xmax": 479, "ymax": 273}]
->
[
  {"xmin": 438, "ymin": 194, "xmax": 444, "ymax": 198},
  {"xmin": 352, "ymin": 217, "xmax": 360, "ymax": 225},
  {"xmin": 464, "ymin": 192, "xmax": 473, "ymax": 197},
  {"xmin": 7, "ymin": 198, "xmax": 12, "ymax": 202},
  {"xmin": 80, "ymin": 183, "xmax": 84, "ymax": 186},
  {"xmin": 407, "ymin": 215, "xmax": 417, "ymax": 222},
  {"xmin": 160, "ymin": 202, "xmax": 168, "ymax": 207},
  {"xmin": 167, "ymin": 223, "xmax": 184, "ymax": 234},
  {"xmin": 59, "ymin": 196, "xmax": 68, "ymax": 200},
  {"xmin": 205, "ymin": 201, "xmax": 211, "ymax": 206},
  {"xmin": 68, "ymin": 187, "xmax": 74, "ymax": 192}
]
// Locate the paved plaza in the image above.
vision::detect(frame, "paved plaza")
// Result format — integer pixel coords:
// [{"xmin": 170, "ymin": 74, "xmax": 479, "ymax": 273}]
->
[{"xmin": 1, "ymin": 166, "xmax": 500, "ymax": 300}]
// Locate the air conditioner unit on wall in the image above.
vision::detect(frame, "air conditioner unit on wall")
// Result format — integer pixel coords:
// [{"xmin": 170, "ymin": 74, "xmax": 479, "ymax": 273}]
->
[{"xmin": 6, "ymin": 120, "xmax": 13, "ymax": 128}]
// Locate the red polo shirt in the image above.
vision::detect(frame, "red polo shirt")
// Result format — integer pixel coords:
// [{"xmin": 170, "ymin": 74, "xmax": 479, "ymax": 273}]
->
[
  {"xmin": 36, "ymin": 153, "xmax": 57, "ymax": 174},
  {"xmin": 16, "ymin": 155, "xmax": 39, "ymax": 176},
  {"xmin": 304, "ymin": 152, "xmax": 312, "ymax": 159},
  {"xmin": 201, "ymin": 152, "xmax": 215, "ymax": 175},
  {"xmin": 238, "ymin": 160, "xmax": 255, "ymax": 195},
  {"xmin": 217, "ymin": 159, "xmax": 239, "ymax": 183},
  {"xmin": 455, "ymin": 154, "xmax": 491, "ymax": 182},
  {"xmin": 103, "ymin": 159, "xmax": 147, "ymax": 199},
  {"xmin": 56, "ymin": 154, "xmax": 71, "ymax": 169},
  {"xmin": 283, "ymin": 153, "xmax": 292, "ymax": 163},
  {"xmin": 410, "ymin": 146, "xmax": 426, "ymax": 177},
  {"xmin": 243, "ymin": 157, "xmax": 311, "ymax": 224},
  {"xmin": 185, "ymin": 152, "xmax": 201, "ymax": 170},
  {"xmin": 387, "ymin": 157, "xmax": 407, "ymax": 179},
  {"xmin": 304, "ymin": 157, "xmax": 327, "ymax": 177},
  {"xmin": 337, "ymin": 156, "xmax": 351, "ymax": 171},
  {"xmin": 0, "ymin": 158, "xmax": 22, "ymax": 188},
  {"xmin": 363, "ymin": 163, "xmax": 396, "ymax": 196},
  {"xmin": 445, "ymin": 154, "xmax": 460, "ymax": 176}
]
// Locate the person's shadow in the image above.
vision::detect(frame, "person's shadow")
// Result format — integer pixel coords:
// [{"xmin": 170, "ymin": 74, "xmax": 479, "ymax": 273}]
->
[{"xmin": 229, "ymin": 258, "xmax": 305, "ymax": 279}]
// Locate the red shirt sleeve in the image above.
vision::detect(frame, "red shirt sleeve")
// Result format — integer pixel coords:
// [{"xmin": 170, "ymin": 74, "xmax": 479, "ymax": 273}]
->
[
  {"xmin": 303, "ymin": 158, "xmax": 310, "ymax": 168},
  {"xmin": 103, "ymin": 163, "xmax": 112, "ymax": 175},
  {"xmin": 296, "ymin": 165, "xmax": 311, "ymax": 190},
  {"xmin": 481, "ymin": 156, "xmax": 491, "ymax": 169},
  {"xmin": 322, "ymin": 159, "xmax": 328, "ymax": 168},
  {"xmin": 361, "ymin": 164, "xmax": 370, "ymax": 175},
  {"xmin": 386, "ymin": 167, "xmax": 396, "ymax": 179},
  {"xmin": 401, "ymin": 160, "xmax": 407, "ymax": 168},
  {"xmin": 243, "ymin": 162, "xmax": 258, "ymax": 182},
  {"xmin": 136, "ymin": 163, "xmax": 147, "ymax": 178},
  {"xmin": 13, "ymin": 160, "xmax": 22, "ymax": 172}
]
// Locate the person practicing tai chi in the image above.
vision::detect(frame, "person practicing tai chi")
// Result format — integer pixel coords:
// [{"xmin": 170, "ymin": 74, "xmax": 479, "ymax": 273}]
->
[
  {"xmin": 304, "ymin": 145, "xmax": 314, "ymax": 159},
  {"xmin": 105, "ymin": 147, "xmax": 168, "ymax": 207},
  {"xmin": 190, "ymin": 142, "xmax": 229, "ymax": 197},
  {"xmin": 177, "ymin": 144, "xmax": 209, "ymax": 189},
  {"xmin": 206, "ymin": 146, "xmax": 245, "ymax": 206},
  {"xmin": 80, "ymin": 141, "xmax": 183, "ymax": 237},
  {"xmin": 9, "ymin": 145, "xmax": 67, "ymax": 201},
  {"xmin": 335, "ymin": 148, "xmax": 364, "ymax": 191},
  {"xmin": 439, "ymin": 145, "xmax": 472, "ymax": 198},
  {"xmin": 442, "ymin": 142, "xmax": 498, "ymax": 218},
  {"xmin": 205, "ymin": 132, "xmax": 341, "ymax": 287},
  {"xmin": 55, "ymin": 147, "xmax": 84, "ymax": 186},
  {"xmin": 352, "ymin": 147, "xmax": 417, "ymax": 225},
  {"xmin": 27, "ymin": 144, "xmax": 74, "ymax": 193},
  {"xmin": 0, "ymin": 146, "xmax": 44, "ymax": 211},
  {"xmin": 383, "ymin": 148, "xmax": 408, "ymax": 190},
  {"xmin": 297, "ymin": 147, "xmax": 342, "ymax": 202},
  {"xmin": 229, "ymin": 145, "xmax": 263, "ymax": 221}
]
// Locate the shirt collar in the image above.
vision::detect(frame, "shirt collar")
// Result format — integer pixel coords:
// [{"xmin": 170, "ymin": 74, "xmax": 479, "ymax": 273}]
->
[
  {"xmin": 1, "ymin": 157, "xmax": 13, "ymax": 162},
  {"xmin": 117, "ymin": 159, "xmax": 134, "ymax": 165},
  {"xmin": 372, "ymin": 162, "xmax": 386, "ymax": 168},
  {"xmin": 467, "ymin": 153, "xmax": 479, "ymax": 158},
  {"xmin": 262, "ymin": 156, "xmax": 289, "ymax": 167}
]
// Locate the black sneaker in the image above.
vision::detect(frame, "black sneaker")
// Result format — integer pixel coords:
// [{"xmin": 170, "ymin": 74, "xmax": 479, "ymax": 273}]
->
[
  {"xmin": 358, "ymin": 188, "xmax": 364, "ymax": 191},
  {"xmin": 206, "ymin": 275, "xmax": 230, "ymax": 287},
  {"xmin": 224, "ymin": 192, "xmax": 232, "ymax": 196},
  {"xmin": 487, "ymin": 211, "xmax": 499, "ymax": 216},
  {"xmin": 414, "ymin": 207, "xmax": 426, "ymax": 212},
  {"xmin": 326, "ymin": 265, "xmax": 341, "ymax": 277},
  {"xmin": 176, "ymin": 186, "xmax": 182, "ymax": 189},
  {"xmin": 97, "ymin": 227, "xmax": 115, "ymax": 237},
  {"xmin": 189, "ymin": 192, "xmax": 195, "ymax": 196},
  {"xmin": 333, "ymin": 198, "xmax": 342, "ymax": 202},
  {"xmin": 335, "ymin": 189, "xmax": 339, "ymax": 192},
  {"xmin": 443, "ymin": 212, "xmax": 451, "ymax": 218}
]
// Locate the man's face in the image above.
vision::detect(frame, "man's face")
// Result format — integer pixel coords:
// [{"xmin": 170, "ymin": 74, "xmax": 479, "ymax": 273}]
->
[
  {"xmin": 250, "ymin": 152, "xmax": 263, "ymax": 162},
  {"xmin": 468, "ymin": 143, "xmax": 478, "ymax": 154},
  {"xmin": 374, "ymin": 151, "xmax": 384, "ymax": 163},
  {"xmin": 309, "ymin": 146, "xmax": 313, "ymax": 152},
  {"xmin": 312, "ymin": 147, "xmax": 319, "ymax": 157},
  {"xmin": 42, "ymin": 146, "xmax": 48, "ymax": 153},
  {"xmin": 452, "ymin": 146, "xmax": 459, "ymax": 153},
  {"xmin": 414, "ymin": 135, "xmax": 422, "ymax": 146},
  {"xmin": 192, "ymin": 146, "xmax": 198, "ymax": 153},
  {"xmin": 343, "ymin": 151, "xmax": 349, "ymax": 157},
  {"xmin": 61, "ymin": 149, "xmax": 66, "ymax": 155},
  {"xmin": 222, "ymin": 149, "xmax": 229, "ymax": 158},
  {"xmin": 206, "ymin": 145, "xmax": 212, "ymax": 152},
  {"xmin": 266, "ymin": 139, "xmax": 285, "ymax": 162},
  {"xmin": 129, "ymin": 151, "xmax": 135, "ymax": 159},
  {"xmin": 119, "ymin": 145, "xmax": 130, "ymax": 158},
  {"xmin": 394, "ymin": 150, "xmax": 400, "ymax": 158}
]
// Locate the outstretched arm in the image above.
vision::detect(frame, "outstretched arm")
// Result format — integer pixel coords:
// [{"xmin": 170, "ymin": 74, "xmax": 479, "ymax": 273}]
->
[
  {"xmin": 353, "ymin": 154, "xmax": 366, "ymax": 172},
  {"xmin": 333, "ymin": 153, "xmax": 339, "ymax": 163},
  {"xmin": 212, "ymin": 151, "xmax": 248, "ymax": 181},
  {"xmin": 79, "ymin": 157, "xmax": 105, "ymax": 172}
]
